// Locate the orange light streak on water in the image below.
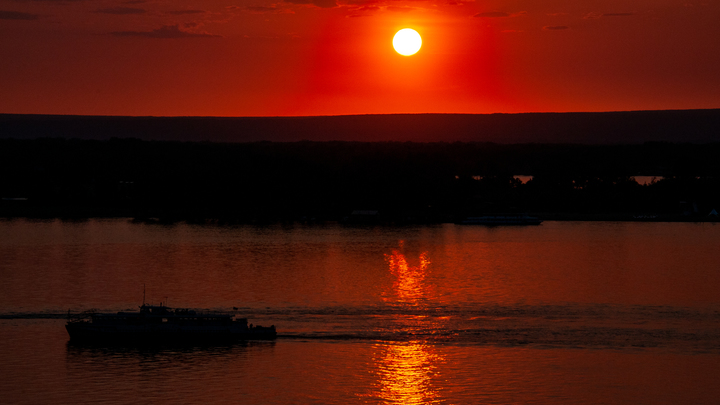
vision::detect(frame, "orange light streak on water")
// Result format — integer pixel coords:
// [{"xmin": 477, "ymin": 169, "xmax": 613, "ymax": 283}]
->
[
  {"xmin": 372, "ymin": 242, "xmax": 446, "ymax": 403},
  {"xmin": 383, "ymin": 241, "xmax": 432, "ymax": 305},
  {"xmin": 371, "ymin": 341, "xmax": 443, "ymax": 405}
]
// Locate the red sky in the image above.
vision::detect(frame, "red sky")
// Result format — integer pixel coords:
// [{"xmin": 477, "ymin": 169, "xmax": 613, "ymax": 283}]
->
[{"xmin": 1, "ymin": 0, "xmax": 719, "ymax": 116}]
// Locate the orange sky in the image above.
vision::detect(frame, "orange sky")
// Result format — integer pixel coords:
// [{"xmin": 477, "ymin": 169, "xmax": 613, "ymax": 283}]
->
[{"xmin": 1, "ymin": 0, "xmax": 719, "ymax": 116}]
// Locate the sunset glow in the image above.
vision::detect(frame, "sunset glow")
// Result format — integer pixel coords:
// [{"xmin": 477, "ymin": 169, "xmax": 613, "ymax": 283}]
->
[{"xmin": 0, "ymin": 0, "xmax": 719, "ymax": 116}]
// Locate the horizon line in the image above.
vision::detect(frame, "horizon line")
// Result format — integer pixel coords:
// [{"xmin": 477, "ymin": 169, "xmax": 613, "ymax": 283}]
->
[{"xmin": 2, "ymin": 108, "xmax": 720, "ymax": 120}]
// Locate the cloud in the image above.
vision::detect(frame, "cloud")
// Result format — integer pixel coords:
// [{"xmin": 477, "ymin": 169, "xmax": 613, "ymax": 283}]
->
[
  {"xmin": 543, "ymin": 25, "xmax": 569, "ymax": 30},
  {"xmin": 96, "ymin": 7, "xmax": 146, "ymax": 15},
  {"xmin": 351, "ymin": 5, "xmax": 380, "ymax": 12},
  {"xmin": 386, "ymin": 5, "xmax": 415, "ymax": 12},
  {"xmin": 602, "ymin": 12, "xmax": 634, "ymax": 17},
  {"xmin": 242, "ymin": 5, "xmax": 294, "ymax": 14},
  {"xmin": 0, "ymin": 10, "xmax": 40, "ymax": 19},
  {"xmin": 584, "ymin": 12, "xmax": 635, "ymax": 19},
  {"xmin": 7, "ymin": 0, "xmax": 82, "ymax": 2},
  {"xmin": 473, "ymin": 11, "xmax": 525, "ymax": 18},
  {"xmin": 474, "ymin": 11, "xmax": 509, "ymax": 18},
  {"xmin": 244, "ymin": 6, "xmax": 274, "ymax": 12},
  {"xmin": 111, "ymin": 24, "xmax": 221, "ymax": 38},
  {"xmin": 284, "ymin": 0, "xmax": 337, "ymax": 8},
  {"xmin": 346, "ymin": 5, "xmax": 379, "ymax": 17},
  {"xmin": 167, "ymin": 10, "xmax": 206, "ymax": 15},
  {"xmin": 340, "ymin": 0, "xmax": 381, "ymax": 4}
]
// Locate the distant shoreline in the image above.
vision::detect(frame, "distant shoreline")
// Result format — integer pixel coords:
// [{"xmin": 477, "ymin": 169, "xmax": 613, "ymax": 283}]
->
[
  {"xmin": 2, "ymin": 138, "xmax": 718, "ymax": 223},
  {"xmin": 533, "ymin": 213, "xmax": 719, "ymax": 223},
  {"xmin": 1, "ymin": 211, "xmax": 718, "ymax": 224}
]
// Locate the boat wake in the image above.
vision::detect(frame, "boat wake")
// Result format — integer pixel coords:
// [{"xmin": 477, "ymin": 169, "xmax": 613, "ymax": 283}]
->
[{"xmin": 4, "ymin": 303, "xmax": 720, "ymax": 353}]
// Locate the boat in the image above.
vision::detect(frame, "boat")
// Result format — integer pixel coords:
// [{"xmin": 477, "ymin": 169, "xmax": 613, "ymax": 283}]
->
[
  {"xmin": 66, "ymin": 302, "xmax": 277, "ymax": 343},
  {"xmin": 458, "ymin": 214, "xmax": 543, "ymax": 225}
]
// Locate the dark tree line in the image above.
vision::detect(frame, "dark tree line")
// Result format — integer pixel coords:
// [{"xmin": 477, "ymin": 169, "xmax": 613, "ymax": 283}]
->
[{"xmin": 1, "ymin": 138, "xmax": 719, "ymax": 223}]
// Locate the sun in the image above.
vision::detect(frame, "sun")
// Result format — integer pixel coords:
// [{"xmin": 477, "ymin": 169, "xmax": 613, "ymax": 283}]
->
[{"xmin": 393, "ymin": 28, "xmax": 422, "ymax": 56}]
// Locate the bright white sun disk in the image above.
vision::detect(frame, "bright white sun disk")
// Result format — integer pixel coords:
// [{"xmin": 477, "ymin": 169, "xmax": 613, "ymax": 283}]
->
[{"xmin": 393, "ymin": 28, "xmax": 422, "ymax": 56}]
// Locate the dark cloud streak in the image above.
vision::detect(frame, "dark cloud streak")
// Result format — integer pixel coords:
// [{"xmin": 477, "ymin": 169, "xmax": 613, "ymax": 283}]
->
[
  {"xmin": 387, "ymin": 6, "xmax": 415, "ymax": 12},
  {"xmin": 96, "ymin": 7, "xmax": 146, "ymax": 15},
  {"xmin": 284, "ymin": 0, "xmax": 337, "ymax": 9},
  {"xmin": 602, "ymin": 12, "xmax": 635, "ymax": 17},
  {"xmin": 0, "ymin": 10, "xmax": 40, "ymax": 19},
  {"xmin": 167, "ymin": 10, "xmax": 205, "ymax": 15},
  {"xmin": 242, "ymin": 5, "xmax": 293, "ymax": 14},
  {"xmin": 110, "ymin": 24, "xmax": 221, "ymax": 39},
  {"xmin": 7, "ymin": 0, "xmax": 83, "ymax": 2},
  {"xmin": 584, "ymin": 12, "xmax": 635, "ymax": 19},
  {"xmin": 474, "ymin": 11, "xmax": 510, "ymax": 18}
]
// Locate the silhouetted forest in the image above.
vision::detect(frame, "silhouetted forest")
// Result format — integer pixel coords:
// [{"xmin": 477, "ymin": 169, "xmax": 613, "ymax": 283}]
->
[{"xmin": 1, "ymin": 138, "xmax": 719, "ymax": 223}]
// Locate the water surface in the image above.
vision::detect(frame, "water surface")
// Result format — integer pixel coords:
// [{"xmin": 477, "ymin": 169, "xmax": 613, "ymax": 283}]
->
[{"xmin": 1, "ymin": 219, "xmax": 719, "ymax": 404}]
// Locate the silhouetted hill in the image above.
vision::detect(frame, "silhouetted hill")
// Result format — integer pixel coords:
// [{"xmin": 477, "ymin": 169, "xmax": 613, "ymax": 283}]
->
[{"xmin": 2, "ymin": 109, "xmax": 720, "ymax": 143}]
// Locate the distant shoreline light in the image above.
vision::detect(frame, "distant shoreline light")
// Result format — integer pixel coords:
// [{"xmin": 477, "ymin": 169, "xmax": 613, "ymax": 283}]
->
[{"xmin": 632, "ymin": 176, "xmax": 664, "ymax": 186}]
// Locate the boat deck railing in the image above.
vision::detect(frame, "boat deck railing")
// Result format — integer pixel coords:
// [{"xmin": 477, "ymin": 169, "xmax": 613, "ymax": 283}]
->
[
  {"xmin": 66, "ymin": 308, "xmax": 247, "ymax": 322},
  {"xmin": 67, "ymin": 309, "xmax": 96, "ymax": 323}
]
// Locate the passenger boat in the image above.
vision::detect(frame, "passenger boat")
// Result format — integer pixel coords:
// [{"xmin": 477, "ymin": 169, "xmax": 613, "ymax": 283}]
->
[
  {"xmin": 66, "ymin": 303, "xmax": 277, "ymax": 343},
  {"xmin": 458, "ymin": 214, "xmax": 543, "ymax": 226}
]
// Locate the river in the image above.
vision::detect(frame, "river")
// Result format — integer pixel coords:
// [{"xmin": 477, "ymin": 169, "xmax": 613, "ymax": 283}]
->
[{"xmin": 1, "ymin": 219, "xmax": 719, "ymax": 404}]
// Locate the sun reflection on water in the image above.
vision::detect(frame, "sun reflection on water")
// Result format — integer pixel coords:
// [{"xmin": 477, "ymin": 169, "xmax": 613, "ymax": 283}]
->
[
  {"xmin": 371, "ymin": 341, "xmax": 443, "ymax": 405},
  {"xmin": 383, "ymin": 242, "xmax": 431, "ymax": 304},
  {"xmin": 362, "ymin": 241, "xmax": 444, "ymax": 404}
]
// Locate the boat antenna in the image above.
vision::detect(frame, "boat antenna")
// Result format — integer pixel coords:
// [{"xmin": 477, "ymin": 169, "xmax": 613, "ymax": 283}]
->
[{"xmin": 143, "ymin": 284, "xmax": 146, "ymax": 305}]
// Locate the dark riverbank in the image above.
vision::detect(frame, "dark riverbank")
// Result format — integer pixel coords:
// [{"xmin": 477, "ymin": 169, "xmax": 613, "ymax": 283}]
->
[
  {"xmin": 1, "ymin": 139, "xmax": 719, "ymax": 224},
  {"xmin": 1, "ymin": 210, "xmax": 717, "ymax": 224}
]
